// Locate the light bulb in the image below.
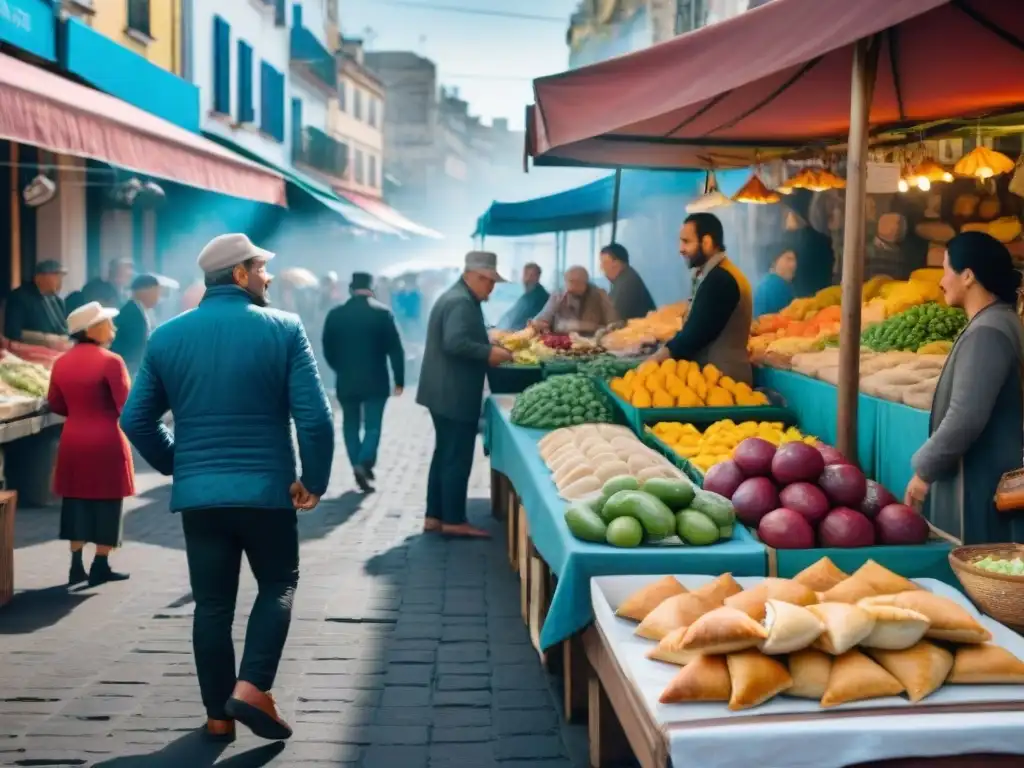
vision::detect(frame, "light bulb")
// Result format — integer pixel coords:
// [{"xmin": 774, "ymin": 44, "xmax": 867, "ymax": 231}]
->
[
  {"xmin": 917, "ymin": 177, "xmax": 931, "ymax": 192},
  {"xmin": 978, "ymin": 167, "xmax": 994, "ymax": 179},
  {"xmin": 942, "ymin": 172, "xmax": 954, "ymax": 182},
  {"xmin": 898, "ymin": 178, "xmax": 909, "ymax": 193}
]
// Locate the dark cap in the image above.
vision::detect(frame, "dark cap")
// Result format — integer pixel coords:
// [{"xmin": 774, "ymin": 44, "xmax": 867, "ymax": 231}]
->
[
  {"xmin": 350, "ymin": 272, "xmax": 373, "ymax": 291},
  {"xmin": 36, "ymin": 260, "xmax": 68, "ymax": 275},
  {"xmin": 131, "ymin": 273, "xmax": 161, "ymax": 291}
]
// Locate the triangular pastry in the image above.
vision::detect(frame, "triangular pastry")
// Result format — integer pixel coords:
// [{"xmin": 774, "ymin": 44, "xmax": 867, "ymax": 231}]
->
[
  {"xmin": 680, "ymin": 606, "xmax": 768, "ymax": 654},
  {"xmin": 821, "ymin": 573, "xmax": 880, "ymax": 604},
  {"xmin": 792, "ymin": 557, "xmax": 849, "ymax": 592},
  {"xmin": 724, "ymin": 585, "xmax": 769, "ymax": 620},
  {"xmin": 691, "ymin": 573, "xmax": 743, "ymax": 606},
  {"xmin": 859, "ymin": 605, "xmax": 931, "ymax": 650},
  {"xmin": 867, "ymin": 641, "xmax": 953, "ymax": 702},
  {"xmin": 947, "ymin": 644, "xmax": 1024, "ymax": 684},
  {"xmin": 617, "ymin": 576, "xmax": 687, "ymax": 622},
  {"xmin": 727, "ymin": 649, "xmax": 792, "ymax": 711},
  {"xmin": 807, "ymin": 602, "xmax": 875, "ymax": 655},
  {"xmin": 759, "ymin": 599, "xmax": 825, "ymax": 655},
  {"xmin": 659, "ymin": 654, "xmax": 731, "ymax": 704},
  {"xmin": 647, "ymin": 627, "xmax": 700, "ymax": 666},
  {"xmin": 724, "ymin": 579, "xmax": 817, "ymax": 621},
  {"xmin": 786, "ymin": 649, "xmax": 832, "ymax": 699},
  {"xmin": 862, "ymin": 591, "xmax": 991, "ymax": 644},
  {"xmin": 636, "ymin": 593, "xmax": 716, "ymax": 642},
  {"xmin": 854, "ymin": 560, "xmax": 921, "ymax": 595},
  {"xmin": 821, "ymin": 649, "xmax": 905, "ymax": 707}
]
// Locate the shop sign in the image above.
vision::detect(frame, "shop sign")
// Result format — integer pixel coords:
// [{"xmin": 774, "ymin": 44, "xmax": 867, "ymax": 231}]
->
[
  {"xmin": 866, "ymin": 162, "xmax": 903, "ymax": 194},
  {"xmin": 0, "ymin": 0, "xmax": 56, "ymax": 62}
]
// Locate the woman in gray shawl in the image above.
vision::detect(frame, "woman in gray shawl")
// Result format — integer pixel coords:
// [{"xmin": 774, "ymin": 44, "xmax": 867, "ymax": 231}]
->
[{"xmin": 905, "ymin": 232, "xmax": 1024, "ymax": 544}]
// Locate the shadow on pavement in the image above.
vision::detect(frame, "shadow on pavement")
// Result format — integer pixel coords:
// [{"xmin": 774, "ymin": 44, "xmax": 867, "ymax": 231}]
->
[
  {"xmin": 0, "ymin": 585, "xmax": 93, "ymax": 634},
  {"xmin": 91, "ymin": 730, "xmax": 285, "ymax": 767}
]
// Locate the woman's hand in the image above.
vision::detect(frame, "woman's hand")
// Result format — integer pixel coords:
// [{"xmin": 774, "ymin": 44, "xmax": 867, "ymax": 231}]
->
[{"xmin": 904, "ymin": 474, "xmax": 930, "ymax": 510}]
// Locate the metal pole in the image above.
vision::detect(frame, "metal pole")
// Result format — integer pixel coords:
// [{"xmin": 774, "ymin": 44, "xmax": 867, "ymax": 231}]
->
[
  {"xmin": 610, "ymin": 168, "xmax": 622, "ymax": 243},
  {"xmin": 836, "ymin": 36, "xmax": 880, "ymax": 462},
  {"xmin": 10, "ymin": 143, "xmax": 20, "ymax": 289},
  {"xmin": 589, "ymin": 227, "xmax": 597, "ymax": 277}
]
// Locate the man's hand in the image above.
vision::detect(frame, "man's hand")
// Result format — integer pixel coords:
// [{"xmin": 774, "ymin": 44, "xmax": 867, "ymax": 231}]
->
[
  {"xmin": 648, "ymin": 346, "xmax": 672, "ymax": 364},
  {"xmin": 904, "ymin": 473, "xmax": 930, "ymax": 510},
  {"xmin": 290, "ymin": 481, "xmax": 320, "ymax": 511},
  {"xmin": 488, "ymin": 346, "xmax": 514, "ymax": 366},
  {"xmin": 530, "ymin": 320, "xmax": 551, "ymax": 334},
  {"xmin": 393, "ymin": 386, "xmax": 404, "ymax": 397}
]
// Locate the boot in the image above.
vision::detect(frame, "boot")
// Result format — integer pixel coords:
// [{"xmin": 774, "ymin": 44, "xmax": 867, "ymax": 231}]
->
[
  {"xmin": 68, "ymin": 550, "xmax": 87, "ymax": 586},
  {"xmin": 88, "ymin": 555, "xmax": 130, "ymax": 586},
  {"xmin": 224, "ymin": 681, "xmax": 293, "ymax": 741}
]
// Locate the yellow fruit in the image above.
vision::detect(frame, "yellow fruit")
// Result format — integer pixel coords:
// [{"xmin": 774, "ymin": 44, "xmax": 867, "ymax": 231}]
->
[
  {"xmin": 660, "ymin": 359, "xmax": 676, "ymax": 376},
  {"xmin": 646, "ymin": 370, "xmax": 665, "ymax": 392},
  {"xmin": 718, "ymin": 376, "xmax": 737, "ymax": 393},
  {"xmin": 622, "ymin": 369, "xmax": 636, "ymax": 384},
  {"xmin": 610, "ymin": 379, "xmax": 630, "ymax": 399},
  {"xmin": 733, "ymin": 381, "xmax": 753, "ymax": 398},
  {"xmin": 652, "ymin": 389, "xmax": 675, "ymax": 408},
  {"xmin": 632, "ymin": 389, "xmax": 652, "ymax": 408},
  {"xmin": 750, "ymin": 391, "xmax": 769, "ymax": 406},
  {"xmin": 676, "ymin": 387, "xmax": 702, "ymax": 408},
  {"xmin": 706, "ymin": 387, "xmax": 735, "ymax": 407},
  {"xmin": 702, "ymin": 364, "xmax": 721, "ymax": 387},
  {"xmin": 674, "ymin": 445, "xmax": 699, "ymax": 459}
]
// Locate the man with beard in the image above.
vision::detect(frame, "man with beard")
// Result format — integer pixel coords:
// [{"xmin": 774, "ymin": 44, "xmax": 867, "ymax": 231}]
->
[
  {"xmin": 121, "ymin": 233, "xmax": 334, "ymax": 743},
  {"xmin": 649, "ymin": 213, "xmax": 753, "ymax": 385}
]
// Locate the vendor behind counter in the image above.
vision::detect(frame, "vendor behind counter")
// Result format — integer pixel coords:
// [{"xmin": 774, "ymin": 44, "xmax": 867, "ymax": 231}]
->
[
  {"xmin": 780, "ymin": 188, "xmax": 835, "ymax": 299},
  {"xmin": 600, "ymin": 243, "xmax": 656, "ymax": 322},
  {"xmin": 532, "ymin": 266, "xmax": 618, "ymax": 336},
  {"xmin": 3, "ymin": 260, "xmax": 69, "ymax": 341}
]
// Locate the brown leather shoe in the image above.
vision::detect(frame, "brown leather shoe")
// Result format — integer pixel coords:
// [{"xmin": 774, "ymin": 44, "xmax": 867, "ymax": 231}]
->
[
  {"xmin": 423, "ymin": 517, "xmax": 442, "ymax": 533},
  {"xmin": 204, "ymin": 718, "xmax": 235, "ymax": 742},
  {"xmin": 441, "ymin": 523, "xmax": 491, "ymax": 539},
  {"xmin": 224, "ymin": 681, "xmax": 292, "ymax": 741}
]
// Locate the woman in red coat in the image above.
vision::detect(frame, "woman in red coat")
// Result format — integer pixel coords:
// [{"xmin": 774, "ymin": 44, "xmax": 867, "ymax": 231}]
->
[{"xmin": 47, "ymin": 301, "xmax": 135, "ymax": 586}]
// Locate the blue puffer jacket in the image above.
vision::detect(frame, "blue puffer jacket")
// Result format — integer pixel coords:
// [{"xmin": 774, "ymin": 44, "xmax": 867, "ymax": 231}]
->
[{"xmin": 121, "ymin": 286, "xmax": 335, "ymax": 512}]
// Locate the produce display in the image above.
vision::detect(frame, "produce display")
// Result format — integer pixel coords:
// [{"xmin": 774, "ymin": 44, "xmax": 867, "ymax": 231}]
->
[
  {"xmin": 0, "ymin": 354, "xmax": 51, "ymax": 398},
  {"xmin": 564, "ymin": 473, "xmax": 737, "ymax": 548},
  {"xmin": 494, "ymin": 327, "xmax": 605, "ymax": 364},
  {"xmin": 973, "ymin": 556, "xmax": 1024, "ymax": 577},
  {"xmin": 575, "ymin": 355, "xmax": 640, "ymax": 381},
  {"xmin": 614, "ymin": 559, "xmax": 1024, "ymax": 711},
  {"xmin": 860, "ymin": 304, "xmax": 966, "ymax": 353},
  {"xmin": 703, "ymin": 437, "xmax": 930, "ymax": 549},
  {"xmin": 601, "ymin": 301, "xmax": 689, "ymax": 354},
  {"xmin": 610, "ymin": 359, "xmax": 769, "ymax": 409},
  {"xmin": 511, "ymin": 375, "xmax": 613, "ymax": 429},
  {"xmin": 651, "ymin": 420, "xmax": 816, "ymax": 475},
  {"xmin": 538, "ymin": 422, "xmax": 687, "ymax": 500}
]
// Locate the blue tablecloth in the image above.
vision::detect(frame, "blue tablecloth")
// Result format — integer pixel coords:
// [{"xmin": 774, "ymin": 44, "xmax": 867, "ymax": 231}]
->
[
  {"xmin": 484, "ymin": 397, "xmax": 768, "ymax": 650},
  {"xmin": 872, "ymin": 397, "xmax": 931, "ymax": 504}
]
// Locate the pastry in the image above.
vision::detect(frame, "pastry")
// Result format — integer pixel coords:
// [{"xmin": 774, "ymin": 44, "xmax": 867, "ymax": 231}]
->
[
  {"xmin": 859, "ymin": 605, "xmax": 931, "ymax": 650},
  {"xmin": 724, "ymin": 579, "xmax": 817, "ymax": 621},
  {"xmin": 636, "ymin": 593, "xmax": 716, "ymax": 642},
  {"xmin": 821, "ymin": 573, "xmax": 879, "ymax": 604},
  {"xmin": 792, "ymin": 557, "xmax": 849, "ymax": 592},
  {"xmin": 821, "ymin": 649, "xmax": 905, "ymax": 707},
  {"xmin": 659, "ymin": 654, "xmax": 731, "ymax": 704},
  {"xmin": 647, "ymin": 627, "xmax": 700, "ymax": 666},
  {"xmin": 854, "ymin": 560, "xmax": 921, "ymax": 595},
  {"xmin": 867, "ymin": 641, "xmax": 953, "ymax": 702},
  {"xmin": 759, "ymin": 599, "xmax": 825, "ymax": 655},
  {"xmin": 947, "ymin": 644, "xmax": 1024, "ymax": 684},
  {"xmin": 680, "ymin": 606, "xmax": 768, "ymax": 654},
  {"xmin": 724, "ymin": 585, "xmax": 770, "ymax": 620},
  {"xmin": 726, "ymin": 649, "xmax": 792, "ymax": 711},
  {"xmin": 862, "ymin": 591, "xmax": 991, "ymax": 644},
  {"xmin": 691, "ymin": 573, "xmax": 743, "ymax": 606},
  {"xmin": 786, "ymin": 649, "xmax": 832, "ymax": 699},
  {"xmin": 617, "ymin": 576, "xmax": 687, "ymax": 622},
  {"xmin": 807, "ymin": 602, "xmax": 875, "ymax": 655}
]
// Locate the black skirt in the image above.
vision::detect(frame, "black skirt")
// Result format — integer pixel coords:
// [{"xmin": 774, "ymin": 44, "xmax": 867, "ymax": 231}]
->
[{"xmin": 59, "ymin": 498, "xmax": 124, "ymax": 548}]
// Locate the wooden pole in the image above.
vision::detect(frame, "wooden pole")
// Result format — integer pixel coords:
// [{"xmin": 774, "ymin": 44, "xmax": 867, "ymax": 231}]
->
[
  {"xmin": 610, "ymin": 168, "xmax": 622, "ymax": 243},
  {"xmin": 836, "ymin": 36, "xmax": 880, "ymax": 461},
  {"xmin": 10, "ymin": 143, "xmax": 20, "ymax": 290},
  {"xmin": 589, "ymin": 227, "xmax": 597, "ymax": 276}
]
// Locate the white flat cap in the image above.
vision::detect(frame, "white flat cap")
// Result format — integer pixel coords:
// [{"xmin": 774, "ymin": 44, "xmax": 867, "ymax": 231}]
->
[
  {"xmin": 68, "ymin": 301, "xmax": 118, "ymax": 336},
  {"xmin": 197, "ymin": 233, "xmax": 275, "ymax": 274}
]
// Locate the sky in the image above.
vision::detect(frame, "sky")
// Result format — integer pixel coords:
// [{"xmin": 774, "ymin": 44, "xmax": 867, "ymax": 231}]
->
[{"xmin": 342, "ymin": 0, "xmax": 580, "ymax": 130}]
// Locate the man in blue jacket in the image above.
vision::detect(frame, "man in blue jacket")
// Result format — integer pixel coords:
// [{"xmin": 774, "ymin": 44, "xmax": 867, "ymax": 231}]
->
[{"xmin": 121, "ymin": 233, "xmax": 334, "ymax": 743}]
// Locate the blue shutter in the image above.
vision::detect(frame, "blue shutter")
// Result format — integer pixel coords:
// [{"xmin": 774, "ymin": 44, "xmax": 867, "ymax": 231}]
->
[
  {"xmin": 292, "ymin": 2, "xmax": 302, "ymax": 27},
  {"xmin": 237, "ymin": 41, "xmax": 254, "ymax": 123},
  {"xmin": 259, "ymin": 62, "xmax": 284, "ymax": 143},
  {"xmin": 291, "ymin": 98, "xmax": 303, "ymax": 160},
  {"xmin": 213, "ymin": 16, "xmax": 231, "ymax": 115}
]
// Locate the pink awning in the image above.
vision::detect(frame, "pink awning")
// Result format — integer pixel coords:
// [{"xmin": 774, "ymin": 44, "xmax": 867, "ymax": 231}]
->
[
  {"xmin": 530, "ymin": 0, "xmax": 1024, "ymax": 169},
  {"xmin": 0, "ymin": 53, "xmax": 286, "ymax": 205},
  {"xmin": 336, "ymin": 190, "xmax": 443, "ymax": 239}
]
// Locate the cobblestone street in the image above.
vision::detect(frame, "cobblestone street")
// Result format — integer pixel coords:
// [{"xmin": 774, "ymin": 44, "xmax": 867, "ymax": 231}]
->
[{"xmin": 0, "ymin": 396, "xmax": 589, "ymax": 767}]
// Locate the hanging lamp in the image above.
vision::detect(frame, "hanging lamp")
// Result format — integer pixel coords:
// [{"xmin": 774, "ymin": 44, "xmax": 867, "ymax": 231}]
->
[
  {"xmin": 732, "ymin": 170, "xmax": 780, "ymax": 204},
  {"xmin": 686, "ymin": 170, "xmax": 733, "ymax": 213},
  {"xmin": 954, "ymin": 145, "xmax": 1015, "ymax": 180}
]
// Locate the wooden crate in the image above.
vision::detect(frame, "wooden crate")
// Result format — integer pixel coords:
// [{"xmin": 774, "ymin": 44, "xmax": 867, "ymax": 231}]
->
[{"xmin": 0, "ymin": 491, "xmax": 17, "ymax": 608}]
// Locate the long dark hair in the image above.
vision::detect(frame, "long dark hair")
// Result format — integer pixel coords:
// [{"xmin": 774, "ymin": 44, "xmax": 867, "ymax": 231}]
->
[{"xmin": 945, "ymin": 231, "xmax": 1022, "ymax": 305}]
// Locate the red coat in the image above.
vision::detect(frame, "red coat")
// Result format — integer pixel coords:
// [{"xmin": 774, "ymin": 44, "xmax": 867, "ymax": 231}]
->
[{"xmin": 48, "ymin": 343, "xmax": 135, "ymax": 499}]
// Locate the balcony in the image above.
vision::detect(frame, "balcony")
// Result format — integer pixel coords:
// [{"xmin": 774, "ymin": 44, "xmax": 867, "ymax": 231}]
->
[
  {"xmin": 293, "ymin": 126, "xmax": 349, "ymax": 182},
  {"xmin": 290, "ymin": 25, "xmax": 337, "ymax": 94}
]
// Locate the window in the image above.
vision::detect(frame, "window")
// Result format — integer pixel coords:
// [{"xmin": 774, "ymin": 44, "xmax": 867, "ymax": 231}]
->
[
  {"xmin": 127, "ymin": 0, "xmax": 151, "ymax": 38},
  {"xmin": 274, "ymin": 0, "xmax": 286, "ymax": 26},
  {"xmin": 291, "ymin": 98, "xmax": 303, "ymax": 159},
  {"xmin": 338, "ymin": 81, "xmax": 346, "ymax": 112},
  {"xmin": 355, "ymin": 149, "xmax": 364, "ymax": 184},
  {"xmin": 260, "ymin": 61, "xmax": 285, "ymax": 142},
  {"xmin": 368, "ymin": 154, "xmax": 377, "ymax": 188},
  {"xmin": 212, "ymin": 17, "xmax": 231, "ymax": 115},
  {"xmin": 368, "ymin": 97, "xmax": 378, "ymax": 128},
  {"xmin": 236, "ymin": 41, "xmax": 255, "ymax": 123},
  {"xmin": 353, "ymin": 88, "xmax": 363, "ymax": 121}
]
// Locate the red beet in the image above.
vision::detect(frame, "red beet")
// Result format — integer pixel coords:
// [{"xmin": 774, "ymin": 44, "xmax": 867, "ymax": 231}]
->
[
  {"xmin": 818, "ymin": 507, "xmax": 876, "ymax": 548},
  {"xmin": 860, "ymin": 480, "xmax": 898, "ymax": 520},
  {"xmin": 733, "ymin": 438, "xmax": 776, "ymax": 478},
  {"xmin": 731, "ymin": 477, "xmax": 779, "ymax": 527},
  {"xmin": 771, "ymin": 442, "xmax": 826, "ymax": 486},
  {"xmin": 818, "ymin": 464, "xmax": 868, "ymax": 508},
  {"xmin": 816, "ymin": 442, "xmax": 850, "ymax": 466},
  {"xmin": 779, "ymin": 482, "xmax": 831, "ymax": 526},
  {"xmin": 703, "ymin": 460, "xmax": 746, "ymax": 499},
  {"xmin": 758, "ymin": 508, "xmax": 816, "ymax": 549},
  {"xmin": 875, "ymin": 503, "xmax": 930, "ymax": 545}
]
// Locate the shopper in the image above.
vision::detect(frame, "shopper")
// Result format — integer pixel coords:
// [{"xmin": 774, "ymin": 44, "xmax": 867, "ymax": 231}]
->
[
  {"xmin": 48, "ymin": 301, "xmax": 134, "ymax": 587},
  {"xmin": 66, "ymin": 258, "xmax": 134, "ymax": 313},
  {"xmin": 418, "ymin": 251, "xmax": 512, "ymax": 538},
  {"xmin": 531, "ymin": 266, "xmax": 619, "ymax": 335},
  {"xmin": 905, "ymin": 231, "xmax": 1024, "ymax": 544},
  {"xmin": 110, "ymin": 274, "xmax": 163, "ymax": 377},
  {"xmin": 120, "ymin": 233, "xmax": 334, "ymax": 742},
  {"xmin": 4, "ymin": 260, "xmax": 68, "ymax": 341},
  {"xmin": 779, "ymin": 188, "xmax": 835, "ymax": 298},
  {"xmin": 600, "ymin": 243, "xmax": 656, "ymax": 321},
  {"xmin": 322, "ymin": 272, "xmax": 405, "ymax": 493},
  {"xmin": 497, "ymin": 262, "xmax": 549, "ymax": 331},
  {"xmin": 753, "ymin": 250, "xmax": 797, "ymax": 317}
]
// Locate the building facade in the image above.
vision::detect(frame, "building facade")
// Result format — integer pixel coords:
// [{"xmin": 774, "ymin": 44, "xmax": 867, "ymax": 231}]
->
[{"xmin": 329, "ymin": 38, "xmax": 385, "ymax": 198}]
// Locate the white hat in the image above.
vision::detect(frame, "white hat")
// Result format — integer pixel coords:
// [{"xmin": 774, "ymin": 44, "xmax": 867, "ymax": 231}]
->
[
  {"xmin": 68, "ymin": 301, "xmax": 118, "ymax": 336},
  {"xmin": 196, "ymin": 233, "xmax": 275, "ymax": 274}
]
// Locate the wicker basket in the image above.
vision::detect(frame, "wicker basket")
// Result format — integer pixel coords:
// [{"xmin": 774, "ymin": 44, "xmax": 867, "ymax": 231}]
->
[{"xmin": 948, "ymin": 543, "xmax": 1024, "ymax": 631}]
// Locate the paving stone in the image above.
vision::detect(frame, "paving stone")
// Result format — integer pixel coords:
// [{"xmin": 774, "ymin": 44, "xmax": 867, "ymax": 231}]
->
[
  {"xmin": 372, "ymin": 706, "xmax": 434, "ymax": 727},
  {"xmin": 493, "ymin": 734, "xmax": 567, "ymax": 761},
  {"xmin": 384, "ymin": 664, "xmax": 435, "ymax": 687},
  {"xmin": 492, "ymin": 708, "xmax": 560, "ymax": 736},
  {"xmin": 361, "ymin": 745, "xmax": 428, "ymax": 768},
  {"xmin": 437, "ymin": 642, "xmax": 488, "ymax": 664},
  {"xmin": 380, "ymin": 686, "xmax": 432, "ymax": 708},
  {"xmin": 428, "ymin": 741, "xmax": 497, "ymax": 766},
  {"xmin": 432, "ymin": 690, "xmax": 491, "ymax": 707},
  {"xmin": 440, "ymin": 624, "xmax": 490, "ymax": 643},
  {"xmin": 431, "ymin": 726, "xmax": 494, "ymax": 743},
  {"xmin": 435, "ymin": 674, "xmax": 490, "ymax": 691},
  {"xmin": 431, "ymin": 706, "xmax": 491, "ymax": 728}
]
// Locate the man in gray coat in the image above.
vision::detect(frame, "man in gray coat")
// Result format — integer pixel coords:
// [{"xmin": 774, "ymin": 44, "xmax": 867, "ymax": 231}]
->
[{"xmin": 417, "ymin": 252, "xmax": 513, "ymax": 538}]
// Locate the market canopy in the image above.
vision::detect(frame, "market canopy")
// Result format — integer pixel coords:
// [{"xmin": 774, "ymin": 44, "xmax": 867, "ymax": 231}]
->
[
  {"xmin": 474, "ymin": 169, "xmax": 707, "ymax": 237},
  {"xmin": 336, "ymin": 190, "xmax": 443, "ymax": 239},
  {"xmin": 528, "ymin": 0, "xmax": 1024, "ymax": 169}
]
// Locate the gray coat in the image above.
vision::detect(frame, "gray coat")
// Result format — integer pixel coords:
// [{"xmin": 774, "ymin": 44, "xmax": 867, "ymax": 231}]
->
[
  {"xmin": 913, "ymin": 302, "xmax": 1024, "ymax": 544},
  {"xmin": 417, "ymin": 279, "xmax": 492, "ymax": 423}
]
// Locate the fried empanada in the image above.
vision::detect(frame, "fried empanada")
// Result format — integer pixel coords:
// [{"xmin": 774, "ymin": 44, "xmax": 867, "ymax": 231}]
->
[
  {"xmin": 647, "ymin": 627, "xmax": 700, "ymax": 666},
  {"xmin": 863, "ymin": 591, "xmax": 991, "ymax": 644},
  {"xmin": 821, "ymin": 573, "xmax": 880, "ymax": 604},
  {"xmin": 724, "ymin": 579, "xmax": 817, "ymax": 621},
  {"xmin": 792, "ymin": 557, "xmax": 849, "ymax": 592},
  {"xmin": 616, "ymin": 576, "xmax": 687, "ymax": 623},
  {"xmin": 807, "ymin": 602, "xmax": 875, "ymax": 655},
  {"xmin": 820, "ymin": 649, "xmax": 905, "ymax": 707},
  {"xmin": 859, "ymin": 605, "xmax": 931, "ymax": 650},
  {"xmin": 724, "ymin": 585, "xmax": 770, "ymax": 620},
  {"xmin": 659, "ymin": 654, "xmax": 731, "ymax": 704},
  {"xmin": 867, "ymin": 641, "xmax": 953, "ymax": 702},
  {"xmin": 854, "ymin": 560, "xmax": 921, "ymax": 595},
  {"xmin": 680, "ymin": 606, "xmax": 768, "ymax": 654},
  {"xmin": 786, "ymin": 649, "xmax": 832, "ymax": 699},
  {"xmin": 759, "ymin": 599, "xmax": 825, "ymax": 655},
  {"xmin": 726, "ymin": 649, "xmax": 792, "ymax": 711},
  {"xmin": 636, "ymin": 593, "xmax": 716, "ymax": 642},
  {"xmin": 691, "ymin": 573, "xmax": 743, "ymax": 606},
  {"xmin": 947, "ymin": 644, "xmax": 1024, "ymax": 684}
]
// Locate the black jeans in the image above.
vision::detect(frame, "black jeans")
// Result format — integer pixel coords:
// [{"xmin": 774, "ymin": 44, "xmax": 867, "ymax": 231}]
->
[
  {"xmin": 181, "ymin": 508, "xmax": 299, "ymax": 720},
  {"xmin": 426, "ymin": 411, "xmax": 478, "ymax": 525}
]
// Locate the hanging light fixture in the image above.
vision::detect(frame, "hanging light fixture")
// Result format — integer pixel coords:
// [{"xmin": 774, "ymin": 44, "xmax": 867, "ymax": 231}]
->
[
  {"xmin": 686, "ymin": 170, "xmax": 733, "ymax": 213},
  {"xmin": 954, "ymin": 145, "xmax": 1015, "ymax": 179},
  {"xmin": 782, "ymin": 166, "xmax": 846, "ymax": 193},
  {"xmin": 912, "ymin": 158, "xmax": 954, "ymax": 184},
  {"xmin": 732, "ymin": 170, "xmax": 780, "ymax": 204}
]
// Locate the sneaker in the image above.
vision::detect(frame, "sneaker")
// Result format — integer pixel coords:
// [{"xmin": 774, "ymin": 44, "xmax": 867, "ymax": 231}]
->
[
  {"xmin": 88, "ymin": 562, "xmax": 130, "ymax": 587},
  {"xmin": 353, "ymin": 465, "xmax": 373, "ymax": 494},
  {"xmin": 224, "ymin": 682, "xmax": 292, "ymax": 741}
]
